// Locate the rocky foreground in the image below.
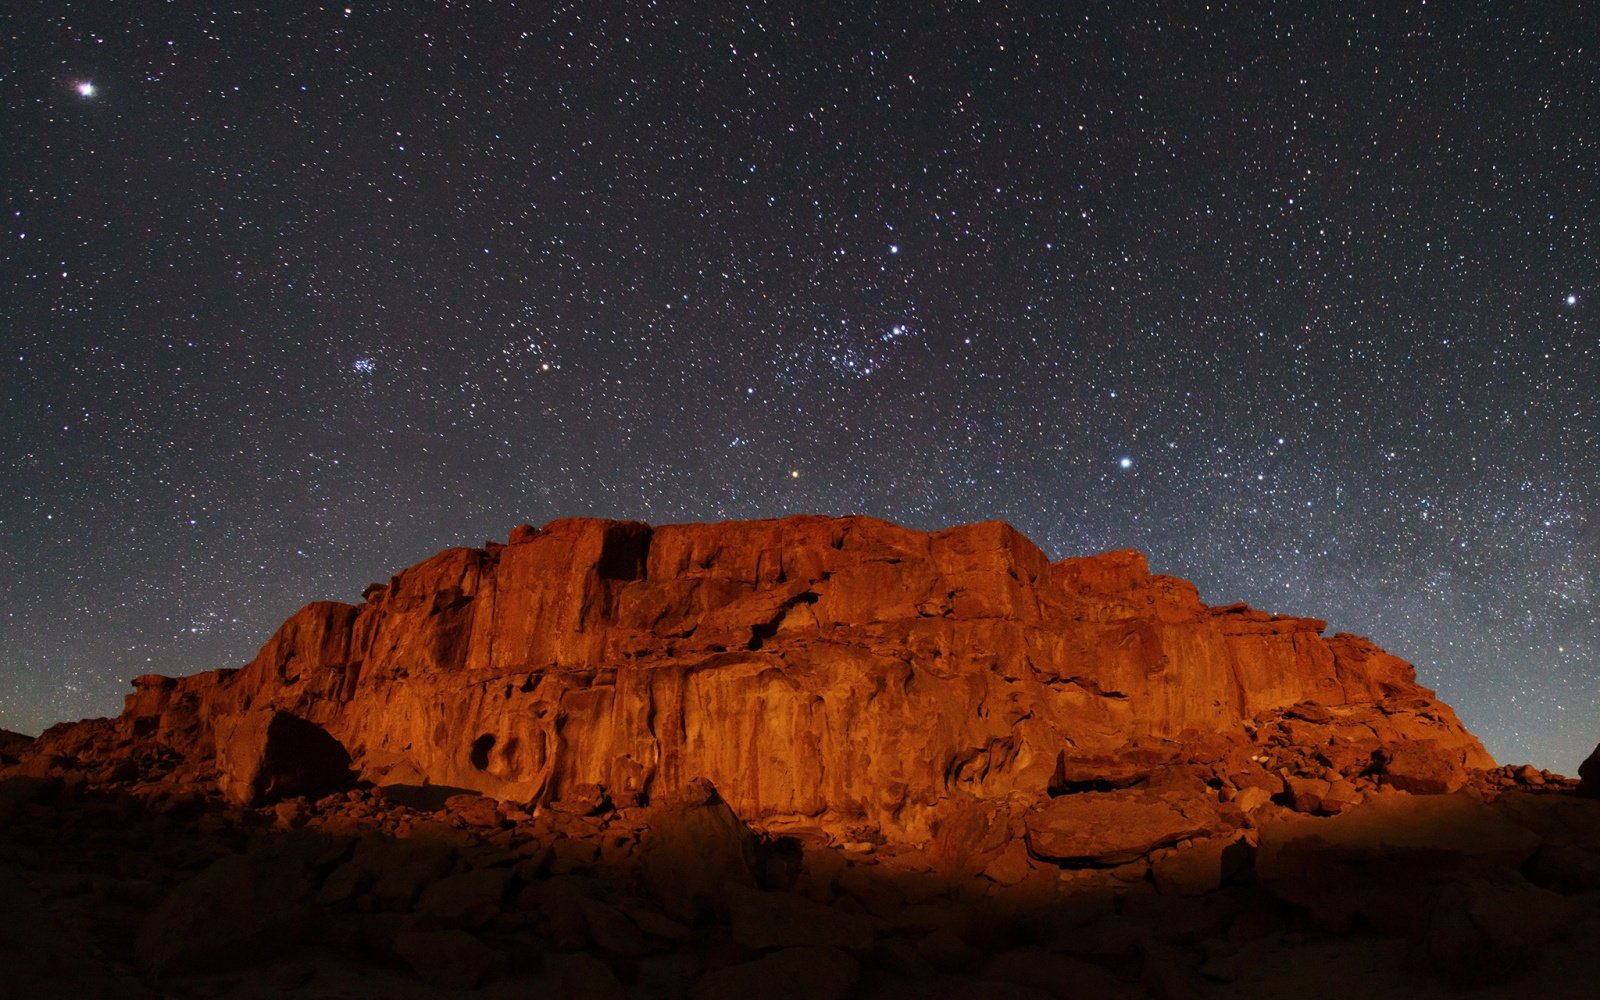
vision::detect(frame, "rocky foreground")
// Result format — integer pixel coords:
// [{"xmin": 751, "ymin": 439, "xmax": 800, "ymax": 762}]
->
[{"xmin": 3, "ymin": 515, "xmax": 1600, "ymax": 998}]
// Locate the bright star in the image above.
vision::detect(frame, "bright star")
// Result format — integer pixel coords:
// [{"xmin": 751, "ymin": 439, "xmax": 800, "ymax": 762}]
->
[
  {"xmin": 1566, "ymin": 294, "xmax": 1578, "ymax": 307},
  {"xmin": 77, "ymin": 82, "xmax": 95, "ymax": 98},
  {"xmin": 888, "ymin": 244, "xmax": 899, "ymax": 255},
  {"xmin": 1119, "ymin": 456, "xmax": 1133, "ymax": 469}
]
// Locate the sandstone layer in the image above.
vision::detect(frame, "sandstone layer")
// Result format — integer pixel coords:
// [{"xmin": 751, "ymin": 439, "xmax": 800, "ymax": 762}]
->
[{"xmin": 86, "ymin": 515, "xmax": 1485, "ymax": 846}]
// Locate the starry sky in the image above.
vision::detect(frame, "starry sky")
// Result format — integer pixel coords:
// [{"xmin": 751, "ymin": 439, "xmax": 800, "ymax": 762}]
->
[{"xmin": 3, "ymin": 3, "xmax": 1595, "ymax": 770}]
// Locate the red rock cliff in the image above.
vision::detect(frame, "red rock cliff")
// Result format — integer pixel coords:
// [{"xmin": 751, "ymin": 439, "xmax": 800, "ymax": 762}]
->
[{"xmin": 119, "ymin": 515, "xmax": 1491, "ymax": 843}]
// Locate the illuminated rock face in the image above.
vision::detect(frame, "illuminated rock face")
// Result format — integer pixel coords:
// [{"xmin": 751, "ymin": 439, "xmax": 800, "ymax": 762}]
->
[{"xmin": 120, "ymin": 515, "xmax": 1492, "ymax": 843}]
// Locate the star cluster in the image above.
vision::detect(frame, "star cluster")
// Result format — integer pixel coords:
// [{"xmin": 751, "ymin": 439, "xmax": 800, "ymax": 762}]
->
[{"xmin": 3, "ymin": 3, "xmax": 1595, "ymax": 769}]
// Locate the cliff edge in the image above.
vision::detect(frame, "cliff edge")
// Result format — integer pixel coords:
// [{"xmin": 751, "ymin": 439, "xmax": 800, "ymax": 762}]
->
[{"xmin": 67, "ymin": 515, "xmax": 1488, "ymax": 846}]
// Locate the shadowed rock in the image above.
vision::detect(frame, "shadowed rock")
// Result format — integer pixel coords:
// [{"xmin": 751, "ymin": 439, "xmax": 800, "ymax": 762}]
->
[
  {"xmin": 1578, "ymin": 742, "xmax": 1600, "ymax": 798},
  {"xmin": 215, "ymin": 709, "xmax": 352, "ymax": 806},
  {"xmin": 637, "ymin": 778, "xmax": 759, "ymax": 923}
]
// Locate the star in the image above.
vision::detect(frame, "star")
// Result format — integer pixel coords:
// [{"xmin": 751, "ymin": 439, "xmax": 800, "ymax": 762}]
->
[
  {"xmin": 1119, "ymin": 457, "xmax": 1133, "ymax": 469},
  {"xmin": 1565, "ymin": 294, "xmax": 1578, "ymax": 307},
  {"xmin": 77, "ymin": 82, "xmax": 95, "ymax": 98}
]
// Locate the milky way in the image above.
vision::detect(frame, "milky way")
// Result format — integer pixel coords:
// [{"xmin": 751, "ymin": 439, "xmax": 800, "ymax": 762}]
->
[{"xmin": 3, "ymin": 4, "xmax": 1595, "ymax": 769}]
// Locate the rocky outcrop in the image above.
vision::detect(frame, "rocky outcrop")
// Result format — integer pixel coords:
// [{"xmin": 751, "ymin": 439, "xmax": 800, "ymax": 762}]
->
[
  {"xmin": 3, "ymin": 763, "xmax": 1594, "ymax": 999},
  {"xmin": 0, "ymin": 729, "xmax": 33, "ymax": 772},
  {"xmin": 1578, "ymin": 743, "xmax": 1600, "ymax": 798},
  {"xmin": 98, "ymin": 515, "xmax": 1489, "ymax": 847},
  {"xmin": 6, "ymin": 515, "xmax": 1598, "ymax": 998}
]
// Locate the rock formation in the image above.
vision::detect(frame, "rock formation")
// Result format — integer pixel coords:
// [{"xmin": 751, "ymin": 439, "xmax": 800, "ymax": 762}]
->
[
  {"xmin": 95, "ymin": 515, "xmax": 1488, "ymax": 848},
  {"xmin": 7, "ymin": 515, "xmax": 1598, "ymax": 999},
  {"xmin": 1579, "ymin": 743, "xmax": 1600, "ymax": 798}
]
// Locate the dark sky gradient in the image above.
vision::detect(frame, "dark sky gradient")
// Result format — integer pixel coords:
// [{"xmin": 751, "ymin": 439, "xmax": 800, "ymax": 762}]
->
[{"xmin": 3, "ymin": 3, "xmax": 1595, "ymax": 769}]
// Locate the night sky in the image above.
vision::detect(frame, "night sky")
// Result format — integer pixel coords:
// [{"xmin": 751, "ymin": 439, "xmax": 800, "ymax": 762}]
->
[{"xmin": 3, "ymin": 4, "xmax": 1595, "ymax": 770}]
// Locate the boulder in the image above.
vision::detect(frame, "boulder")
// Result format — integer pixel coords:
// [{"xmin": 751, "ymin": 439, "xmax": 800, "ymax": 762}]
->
[
  {"xmin": 579, "ymin": 899, "xmax": 650, "ymax": 958},
  {"xmin": 1424, "ymin": 878, "xmax": 1581, "ymax": 987},
  {"xmin": 726, "ymin": 885, "xmax": 875, "ymax": 952},
  {"xmin": 981, "ymin": 838, "xmax": 1039, "ymax": 885},
  {"xmin": 692, "ymin": 946, "xmax": 859, "ymax": 1000},
  {"xmin": 636, "ymin": 779, "xmax": 758, "ymax": 922},
  {"xmin": 985, "ymin": 947, "xmax": 1137, "ymax": 1000},
  {"xmin": 1281, "ymin": 775, "xmax": 1334, "ymax": 814},
  {"xmin": 927, "ymin": 798, "xmax": 1015, "ymax": 873},
  {"xmin": 1151, "ymin": 835, "xmax": 1252, "ymax": 895},
  {"xmin": 441, "ymin": 792, "xmax": 504, "ymax": 828},
  {"xmin": 0, "ymin": 774, "xmax": 59, "ymax": 823},
  {"xmin": 353, "ymin": 836, "xmax": 457, "ymax": 911},
  {"xmin": 537, "ymin": 951, "xmax": 627, "ymax": 999},
  {"xmin": 392, "ymin": 928, "xmax": 507, "ymax": 989},
  {"xmin": 1578, "ymin": 743, "xmax": 1600, "ymax": 798},
  {"xmin": 1024, "ymin": 790, "xmax": 1224, "ymax": 865},
  {"xmin": 1257, "ymin": 792, "xmax": 1542, "ymax": 933},
  {"xmin": 134, "ymin": 851, "xmax": 316, "ymax": 974},
  {"xmin": 1375, "ymin": 740, "xmax": 1468, "ymax": 795},
  {"xmin": 414, "ymin": 867, "xmax": 513, "ymax": 928},
  {"xmin": 214, "ymin": 710, "xmax": 352, "ymax": 806}
]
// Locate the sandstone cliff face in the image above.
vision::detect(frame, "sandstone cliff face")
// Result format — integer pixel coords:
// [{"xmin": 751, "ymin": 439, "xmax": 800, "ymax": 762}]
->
[{"xmin": 116, "ymin": 515, "xmax": 1491, "ymax": 844}]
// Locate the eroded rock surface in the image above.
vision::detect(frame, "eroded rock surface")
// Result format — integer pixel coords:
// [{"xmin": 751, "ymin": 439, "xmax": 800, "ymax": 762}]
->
[
  {"xmin": 94, "ymin": 515, "xmax": 1488, "ymax": 847},
  {"xmin": 3, "ymin": 514, "xmax": 1598, "ymax": 997},
  {"xmin": 214, "ymin": 709, "xmax": 353, "ymax": 806}
]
